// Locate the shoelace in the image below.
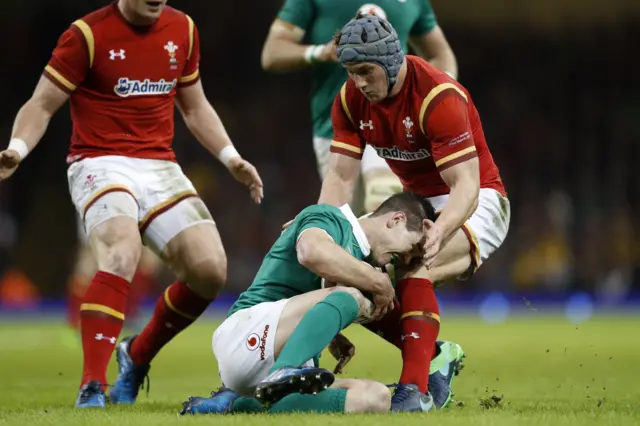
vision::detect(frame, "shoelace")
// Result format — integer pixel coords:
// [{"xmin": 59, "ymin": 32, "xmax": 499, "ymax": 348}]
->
[
  {"xmin": 387, "ymin": 383, "xmax": 414, "ymax": 403},
  {"xmin": 121, "ymin": 370, "xmax": 151, "ymax": 398},
  {"xmin": 78, "ymin": 382, "xmax": 110, "ymax": 404}
]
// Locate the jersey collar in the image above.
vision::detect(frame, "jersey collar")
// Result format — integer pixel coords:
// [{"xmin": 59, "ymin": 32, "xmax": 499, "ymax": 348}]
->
[{"xmin": 338, "ymin": 205, "xmax": 371, "ymax": 257}]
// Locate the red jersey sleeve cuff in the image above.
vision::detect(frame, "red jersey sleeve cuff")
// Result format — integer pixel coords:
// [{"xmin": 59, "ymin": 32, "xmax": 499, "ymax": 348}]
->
[
  {"xmin": 178, "ymin": 69, "xmax": 200, "ymax": 87},
  {"xmin": 330, "ymin": 140, "xmax": 364, "ymax": 159},
  {"xmin": 435, "ymin": 146, "xmax": 477, "ymax": 172},
  {"xmin": 43, "ymin": 65, "xmax": 77, "ymax": 93}
]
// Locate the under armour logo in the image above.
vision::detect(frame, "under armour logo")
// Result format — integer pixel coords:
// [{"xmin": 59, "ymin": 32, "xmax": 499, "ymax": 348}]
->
[
  {"xmin": 109, "ymin": 49, "xmax": 126, "ymax": 60},
  {"xmin": 95, "ymin": 333, "xmax": 117, "ymax": 344},
  {"xmin": 401, "ymin": 332, "xmax": 420, "ymax": 341},
  {"xmin": 360, "ymin": 120, "xmax": 374, "ymax": 130}
]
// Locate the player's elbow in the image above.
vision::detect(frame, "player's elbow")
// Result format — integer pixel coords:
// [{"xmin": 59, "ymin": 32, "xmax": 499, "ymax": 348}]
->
[
  {"xmin": 296, "ymin": 238, "xmax": 324, "ymax": 270},
  {"xmin": 260, "ymin": 44, "xmax": 278, "ymax": 71}
]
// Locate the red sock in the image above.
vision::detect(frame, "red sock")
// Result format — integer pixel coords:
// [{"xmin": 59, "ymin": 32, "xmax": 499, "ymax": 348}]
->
[
  {"xmin": 397, "ymin": 278, "xmax": 440, "ymax": 393},
  {"xmin": 67, "ymin": 275, "xmax": 87, "ymax": 330},
  {"xmin": 126, "ymin": 268, "xmax": 154, "ymax": 320},
  {"xmin": 129, "ymin": 281, "xmax": 211, "ymax": 365},
  {"xmin": 80, "ymin": 271, "xmax": 130, "ymax": 389}
]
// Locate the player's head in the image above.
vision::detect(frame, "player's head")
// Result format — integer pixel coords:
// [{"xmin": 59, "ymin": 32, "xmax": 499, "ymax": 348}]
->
[
  {"xmin": 335, "ymin": 12, "xmax": 404, "ymax": 102},
  {"xmin": 364, "ymin": 192, "xmax": 436, "ymax": 267},
  {"xmin": 121, "ymin": 0, "xmax": 167, "ymax": 24}
]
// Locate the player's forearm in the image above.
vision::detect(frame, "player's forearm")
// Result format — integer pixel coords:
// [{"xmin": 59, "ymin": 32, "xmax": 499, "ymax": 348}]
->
[
  {"xmin": 10, "ymin": 99, "xmax": 55, "ymax": 154},
  {"xmin": 436, "ymin": 179, "xmax": 479, "ymax": 239},
  {"xmin": 318, "ymin": 169, "xmax": 357, "ymax": 206},
  {"xmin": 182, "ymin": 103, "xmax": 236, "ymax": 161},
  {"xmin": 299, "ymin": 239, "xmax": 384, "ymax": 294},
  {"xmin": 261, "ymin": 38, "xmax": 315, "ymax": 72}
]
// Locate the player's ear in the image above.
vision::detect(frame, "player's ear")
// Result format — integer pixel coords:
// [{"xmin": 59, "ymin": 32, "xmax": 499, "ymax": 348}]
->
[{"xmin": 388, "ymin": 211, "xmax": 406, "ymax": 228}]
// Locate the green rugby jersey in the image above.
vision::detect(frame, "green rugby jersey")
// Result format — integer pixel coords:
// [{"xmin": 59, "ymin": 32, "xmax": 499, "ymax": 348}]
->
[{"xmin": 228, "ymin": 204, "xmax": 371, "ymax": 316}]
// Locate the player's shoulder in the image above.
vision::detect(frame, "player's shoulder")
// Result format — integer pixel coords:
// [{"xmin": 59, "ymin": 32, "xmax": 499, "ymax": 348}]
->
[
  {"xmin": 76, "ymin": 3, "xmax": 117, "ymax": 28},
  {"xmin": 160, "ymin": 5, "xmax": 194, "ymax": 25},
  {"xmin": 296, "ymin": 204, "xmax": 348, "ymax": 224},
  {"xmin": 408, "ymin": 56, "xmax": 469, "ymax": 100}
]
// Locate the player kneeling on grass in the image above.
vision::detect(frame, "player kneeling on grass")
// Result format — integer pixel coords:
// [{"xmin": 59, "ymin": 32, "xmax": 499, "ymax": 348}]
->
[
  {"xmin": 315, "ymin": 13, "xmax": 510, "ymax": 412},
  {"xmin": 180, "ymin": 193, "xmax": 438, "ymax": 415}
]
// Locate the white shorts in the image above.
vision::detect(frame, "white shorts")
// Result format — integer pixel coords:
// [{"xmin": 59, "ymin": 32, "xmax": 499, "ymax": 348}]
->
[
  {"xmin": 313, "ymin": 136, "xmax": 389, "ymax": 177},
  {"xmin": 428, "ymin": 188, "xmax": 511, "ymax": 275},
  {"xmin": 67, "ymin": 155, "xmax": 215, "ymax": 253},
  {"xmin": 212, "ymin": 299, "xmax": 315, "ymax": 396}
]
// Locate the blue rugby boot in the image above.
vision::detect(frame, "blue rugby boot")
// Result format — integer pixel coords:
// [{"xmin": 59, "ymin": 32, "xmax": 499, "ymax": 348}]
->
[
  {"xmin": 255, "ymin": 366, "xmax": 334, "ymax": 405},
  {"xmin": 428, "ymin": 340, "xmax": 466, "ymax": 408},
  {"xmin": 179, "ymin": 387, "xmax": 240, "ymax": 415},
  {"xmin": 75, "ymin": 380, "xmax": 107, "ymax": 408},
  {"xmin": 109, "ymin": 335, "xmax": 150, "ymax": 404},
  {"xmin": 390, "ymin": 383, "xmax": 434, "ymax": 412}
]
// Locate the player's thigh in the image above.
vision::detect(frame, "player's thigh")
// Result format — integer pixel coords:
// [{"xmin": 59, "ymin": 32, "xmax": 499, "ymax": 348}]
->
[
  {"xmin": 332, "ymin": 378, "xmax": 391, "ymax": 413},
  {"xmin": 361, "ymin": 146, "xmax": 401, "ymax": 213},
  {"xmin": 275, "ymin": 286, "xmax": 372, "ymax": 357},
  {"xmin": 312, "ymin": 136, "xmax": 332, "ymax": 178},
  {"xmin": 212, "ymin": 300, "xmax": 291, "ymax": 396},
  {"xmin": 88, "ymin": 213, "xmax": 142, "ymax": 281}
]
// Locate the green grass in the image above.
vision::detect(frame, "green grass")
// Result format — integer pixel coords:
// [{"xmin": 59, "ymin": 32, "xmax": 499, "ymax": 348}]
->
[{"xmin": 0, "ymin": 315, "xmax": 639, "ymax": 425}]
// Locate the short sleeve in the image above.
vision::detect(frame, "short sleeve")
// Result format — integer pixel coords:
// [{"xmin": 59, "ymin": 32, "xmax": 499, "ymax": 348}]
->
[
  {"xmin": 277, "ymin": 0, "xmax": 315, "ymax": 33},
  {"xmin": 295, "ymin": 210, "xmax": 345, "ymax": 244},
  {"xmin": 410, "ymin": 0, "xmax": 438, "ymax": 36},
  {"xmin": 43, "ymin": 26, "xmax": 90, "ymax": 93},
  {"xmin": 329, "ymin": 84, "xmax": 365, "ymax": 159},
  {"xmin": 423, "ymin": 88, "xmax": 477, "ymax": 172},
  {"xmin": 179, "ymin": 16, "xmax": 201, "ymax": 87}
]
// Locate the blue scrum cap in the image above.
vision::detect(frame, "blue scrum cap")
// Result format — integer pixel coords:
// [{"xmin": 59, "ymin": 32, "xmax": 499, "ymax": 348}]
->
[{"xmin": 336, "ymin": 13, "xmax": 404, "ymax": 93}]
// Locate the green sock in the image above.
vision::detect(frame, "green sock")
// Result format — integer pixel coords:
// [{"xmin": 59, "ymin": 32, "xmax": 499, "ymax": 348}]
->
[
  {"xmin": 268, "ymin": 388, "xmax": 347, "ymax": 413},
  {"xmin": 231, "ymin": 396, "xmax": 266, "ymax": 413},
  {"xmin": 270, "ymin": 291, "xmax": 359, "ymax": 373}
]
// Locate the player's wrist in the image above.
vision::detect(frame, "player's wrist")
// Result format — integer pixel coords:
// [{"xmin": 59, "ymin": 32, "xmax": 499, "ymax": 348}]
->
[
  {"xmin": 218, "ymin": 145, "xmax": 240, "ymax": 168},
  {"xmin": 7, "ymin": 138, "xmax": 29, "ymax": 161},
  {"xmin": 304, "ymin": 44, "xmax": 324, "ymax": 64}
]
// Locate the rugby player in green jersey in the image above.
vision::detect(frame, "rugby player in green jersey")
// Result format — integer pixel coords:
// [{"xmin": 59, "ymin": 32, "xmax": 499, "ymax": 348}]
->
[
  {"xmin": 180, "ymin": 192, "xmax": 435, "ymax": 415},
  {"xmin": 261, "ymin": 0, "xmax": 457, "ymax": 213}
]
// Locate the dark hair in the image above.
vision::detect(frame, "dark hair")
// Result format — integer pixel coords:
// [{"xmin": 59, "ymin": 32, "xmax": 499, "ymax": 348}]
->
[{"xmin": 369, "ymin": 192, "xmax": 436, "ymax": 232}]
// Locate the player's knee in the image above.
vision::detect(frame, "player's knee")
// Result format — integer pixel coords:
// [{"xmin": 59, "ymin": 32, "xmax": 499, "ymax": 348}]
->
[
  {"xmin": 179, "ymin": 252, "xmax": 227, "ymax": 299},
  {"xmin": 329, "ymin": 286, "xmax": 372, "ymax": 318},
  {"xmin": 346, "ymin": 381, "xmax": 391, "ymax": 413},
  {"xmin": 363, "ymin": 170, "xmax": 402, "ymax": 214},
  {"xmin": 99, "ymin": 240, "xmax": 142, "ymax": 281}
]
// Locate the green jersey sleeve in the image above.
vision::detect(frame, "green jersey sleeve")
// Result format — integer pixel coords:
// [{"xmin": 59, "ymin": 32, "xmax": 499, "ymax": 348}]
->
[
  {"xmin": 277, "ymin": 0, "xmax": 316, "ymax": 32},
  {"xmin": 410, "ymin": 0, "xmax": 438, "ymax": 36},
  {"xmin": 295, "ymin": 209, "xmax": 346, "ymax": 244}
]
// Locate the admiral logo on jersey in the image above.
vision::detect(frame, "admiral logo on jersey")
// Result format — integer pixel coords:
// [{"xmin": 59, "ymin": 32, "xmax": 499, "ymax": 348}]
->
[
  {"xmin": 113, "ymin": 77, "xmax": 177, "ymax": 97},
  {"xmin": 373, "ymin": 145, "xmax": 431, "ymax": 161}
]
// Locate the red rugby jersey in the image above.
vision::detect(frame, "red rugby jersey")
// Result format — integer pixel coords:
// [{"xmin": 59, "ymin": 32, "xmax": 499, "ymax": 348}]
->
[
  {"xmin": 44, "ymin": 3, "xmax": 201, "ymax": 163},
  {"xmin": 330, "ymin": 55, "xmax": 505, "ymax": 198}
]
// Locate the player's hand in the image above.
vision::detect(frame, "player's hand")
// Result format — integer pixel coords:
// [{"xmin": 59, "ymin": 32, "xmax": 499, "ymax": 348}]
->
[
  {"xmin": 329, "ymin": 333, "xmax": 355, "ymax": 374},
  {"xmin": 423, "ymin": 219, "xmax": 443, "ymax": 268},
  {"xmin": 226, "ymin": 157, "xmax": 264, "ymax": 204},
  {"xmin": 371, "ymin": 272, "xmax": 395, "ymax": 321},
  {"xmin": 317, "ymin": 41, "xmax": 338, "ymax": 63},
  {"xmin": 281, "ymin": 216, "xmax": 297, "ymax": 232},
  {"xmin": 0, "ymin": 149, "xmax": 21, "ymax": 182}
]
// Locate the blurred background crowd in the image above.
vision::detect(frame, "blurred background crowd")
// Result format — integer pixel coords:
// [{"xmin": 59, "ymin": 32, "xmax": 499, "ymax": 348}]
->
[{"xmin": 0, "ymin": 0, "xmax": 638, "ymax": 307}]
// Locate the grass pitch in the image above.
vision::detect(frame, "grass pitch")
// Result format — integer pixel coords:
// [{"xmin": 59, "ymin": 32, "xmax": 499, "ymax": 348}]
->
[{"xmin": 0, "ymin": 315, "xmax": 638, "ymax": 425}]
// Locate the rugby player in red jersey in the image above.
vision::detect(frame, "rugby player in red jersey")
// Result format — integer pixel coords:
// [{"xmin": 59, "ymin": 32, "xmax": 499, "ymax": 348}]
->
[{"xmin": 0, "ymin": 0, "xmax": 263, "ymax": 408}]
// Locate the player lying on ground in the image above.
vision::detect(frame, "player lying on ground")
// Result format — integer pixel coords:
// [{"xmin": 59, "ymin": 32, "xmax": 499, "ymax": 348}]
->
[
  {"xmin": 262, "ymin": 0, "xmax": 457, "ymax": 213},
  {"xmin": 180, "ymin": 193, "xmax": 460, "ymax": 415},
  {"xmin": 307, "ymin": 13, "xmax": 511, "ymax": 411},
  {"xmin": 0, "ymin": 0, "xmax": 263, "ymax": 408}
]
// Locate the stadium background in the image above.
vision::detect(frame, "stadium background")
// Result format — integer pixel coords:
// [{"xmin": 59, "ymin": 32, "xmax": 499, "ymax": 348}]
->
[{"xmin": 0, "ymin": 0, "xmax": 638, "ymax": 321}]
